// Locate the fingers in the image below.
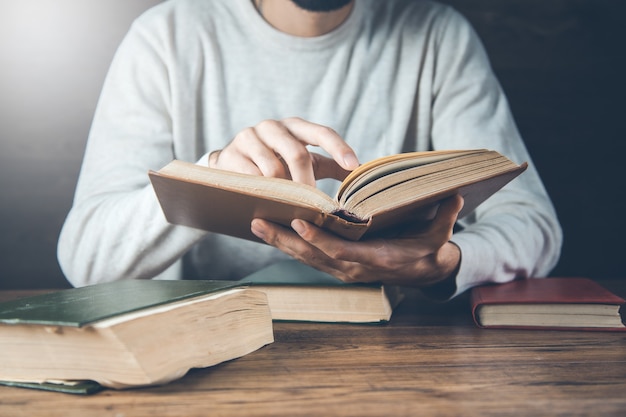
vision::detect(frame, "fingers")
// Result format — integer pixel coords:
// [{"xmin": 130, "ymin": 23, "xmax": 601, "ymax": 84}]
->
[
  {"xmin": 251, "ymin": 218, "xmax": 334, "ymax": 268},
  {"xmin": 251, "ymin": 218, "xmax": 362, "ymax": 282},
  {"xmin": 252, "ymin": 120, "xmax": 317, "ymax": 185},
  {"xmin": 286, "ymin": 219, "xmax": 414, "ymax": 283},
  {"xmin": 290, "ymin": 219, "xmax": 359, "ymax": 262},
  {"xmin": 288, "ymin": 196, "xmax": 463, "ymax": 273},
  {"xmin": 281, "ymin": 117, "xmax": 359, "ymax": 171},
  {"xmin": 211, "ymin": 118, "xmax": 359, "ymax": 187},
  {"xmin": 251, "ymin": 202, "xmax": 464, "ymax": 287},
  {"xmin": 211, "ymin": 123, "xmax": 300, "ymax": 181},
  {"xmin": 310, "ymin": 153, "xmax": 352, "ymax": 181},
  {"xmin": 253, "ymin": 196, "xmax": 463, "ymax": 269}
]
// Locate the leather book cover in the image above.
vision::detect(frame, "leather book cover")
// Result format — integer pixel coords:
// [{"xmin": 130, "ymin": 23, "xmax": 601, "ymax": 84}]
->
[
  {"xmin": 149, "ymin": 158, "xmax": 526, "ymax": 242},
  {"xmin": 470, "ymin": 277, "xmax": 626, "ymax": 331},
  {"xmin": 149, "ymin": 170, "xmax": 368, "ymax": 242}
]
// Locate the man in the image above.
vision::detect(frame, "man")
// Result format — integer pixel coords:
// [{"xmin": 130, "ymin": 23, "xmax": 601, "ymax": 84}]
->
[{"xmin": 58, "ymin": 0, "xmax": 562, "ymax": 299}]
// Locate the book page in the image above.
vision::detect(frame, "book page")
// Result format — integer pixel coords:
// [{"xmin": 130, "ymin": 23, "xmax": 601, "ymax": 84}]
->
[
  {"xmin": 340, "ymin": 151, "xmax": 504, "ymax": 209},
  {"xmin": 348, "ymin": 158, "xmax": 515, "ymax": 217},
  {"xmin": 337, "ymin": 149, "xmax": 485, "ymax": 203}
]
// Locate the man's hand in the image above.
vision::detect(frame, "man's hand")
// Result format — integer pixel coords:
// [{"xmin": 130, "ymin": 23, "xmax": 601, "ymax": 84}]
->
[
  {"xmin": 209, "ymin": 117, "xmax": 359, "ymax": 186},
  {"xmin": 250, "ymin": 195, "xmax": 464, "ymax": 288}
]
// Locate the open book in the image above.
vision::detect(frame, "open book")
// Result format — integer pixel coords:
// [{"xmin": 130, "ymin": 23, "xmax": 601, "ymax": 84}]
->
[
  {"xmin": 149, "ymin": 149, "xmax": 527, "ymax": 241},
  {"xmin": 0, "ymin": 280, "xmax": 274, "ymax": 390},
  {"xmin": 471, "ymin": 278, "xmax": 626, "ymax": 331},
  {"xmin": 240, "ymin": 260, "xmax": 403, "ymax": 323}
]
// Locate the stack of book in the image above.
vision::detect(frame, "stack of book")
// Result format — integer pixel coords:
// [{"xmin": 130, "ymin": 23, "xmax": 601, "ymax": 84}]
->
[{"xmin": 0, "ymin": 261, "xmax": 402, "ymax": 393}]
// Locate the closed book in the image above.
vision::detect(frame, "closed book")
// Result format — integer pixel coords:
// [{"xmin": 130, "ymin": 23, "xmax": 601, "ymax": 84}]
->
[
  {"xmin": 240, "ymin": 260, "xmax": 403, "ymax": 323},
  {"xmin": 0, "ymin": 280, "xmax": 274, "ymax": 389},
  {"xmin": 470, "ymin": 277, "xmax": 626, "ymax": 331}
]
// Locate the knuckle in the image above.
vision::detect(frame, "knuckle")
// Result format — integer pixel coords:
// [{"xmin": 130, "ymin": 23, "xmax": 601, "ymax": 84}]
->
[
  {"xmin": 235, "ymin": 127, "xmax": 258, "ymax": 145},
  {"xmin": 320, "ymin": 126, "xmax": 338, "ymax": 136},
  {"xmin": 326, "ymin": 245, "xmax": 350, "ymax": 261},
  {"xmin": 316, "ymin": 125, "xmax": 338, "ymax": 139},
  {"xmin": 293, "ymin": 250, "xmax": 319, "ymax": 266},
  {"xmin": 339, "ymin": 274, "xmax": 358, "ymax": 283},
  {"xmin": 339, "ymin": 266, "xmax": 368, "ymax": 283},
  {"xmin": 240, "ymin": 126, "xmax": 257, "ymax": 137},
  {"xmin": 258, "ymin": 229, "xmax": 276, "ymax": 245},
  {"xmin": 281, "ymin": 116, "xmax": 303, "ymax": 124},
  {"xmin": 250, "ymin": 121, "xmax": 276, "ymax": 139},
  {"xmin": 431, "ymin": 226, "xmax": 452, "ymax": 248},
  {"xmin": 289, "ymin": 147, "xmax": 311, "ymax": 164},
  {"xmin": 257, "ymin": 118, "xmax": 277, "ymax": 127},
  {"xmin": 263, "ymin": 162, "xmax": 288, "ymax": 179},
  {"xmin": 255, "ymin": 119, "xmax": 280, "ymax": 132},
  {"xmin": 370, "ymin": 255, "xmax": 394, "ymax": 271},
  {"xmin": 369, "ymin": 244, "xmax": 405, "ymax": 271}
]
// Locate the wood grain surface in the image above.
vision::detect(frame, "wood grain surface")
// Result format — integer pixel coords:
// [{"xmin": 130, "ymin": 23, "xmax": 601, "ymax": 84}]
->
[{"xmin": 1, "ymin": 281, "xmax": 625, "ymax": 417}]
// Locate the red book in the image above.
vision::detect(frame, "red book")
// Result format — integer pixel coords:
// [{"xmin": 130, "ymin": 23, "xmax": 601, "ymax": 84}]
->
[{"xmin": 470, "ymin": 278, "xmax": 626, "ymax": 331}]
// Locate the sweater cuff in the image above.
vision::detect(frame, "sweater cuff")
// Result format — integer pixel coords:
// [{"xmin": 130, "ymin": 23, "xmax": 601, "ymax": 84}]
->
[
  {"xmin": 420, "ymin": 233, "xmax": 490, "ymax": 301},
  {"xmin": 447, "ymin": 232, "xmax": 496, "ymax": 298}
]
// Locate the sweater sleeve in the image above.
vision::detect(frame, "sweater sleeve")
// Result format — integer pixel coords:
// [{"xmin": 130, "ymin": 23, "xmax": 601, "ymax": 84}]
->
[
  {"xmin": 57, "ymin": 18, "xmax": 207, "ymax": 287},
  {"xmin": 429, "ymin": 8, "xmax": 563, "ymax": 297}
]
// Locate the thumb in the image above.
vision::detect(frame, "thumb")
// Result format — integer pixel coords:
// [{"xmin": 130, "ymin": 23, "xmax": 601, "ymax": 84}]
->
[{"xmin": 432, "ymin": 194, "xmax": 464, "ymax": 238}]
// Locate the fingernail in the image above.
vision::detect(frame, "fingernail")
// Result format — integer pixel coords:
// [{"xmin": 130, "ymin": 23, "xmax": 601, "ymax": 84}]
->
[
  {"xmin": 291, "ymin": 219, "xmax": 306, "ymax": 235},
  {"xmin": 251, "ymin": 220, "xmax": 266, "ymax": 240},
  {"xmin": 342, "ymin": 153, "xmax": 360, "ymax": 170}
]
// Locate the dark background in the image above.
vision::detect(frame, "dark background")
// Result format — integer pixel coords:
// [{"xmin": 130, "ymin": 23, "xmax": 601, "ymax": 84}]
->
[{"xmin": 1, "ymin": 0, "xmax": 624, "ymax": 289}]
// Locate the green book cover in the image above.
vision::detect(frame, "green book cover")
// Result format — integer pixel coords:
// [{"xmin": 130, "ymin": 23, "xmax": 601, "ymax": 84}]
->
[
  {"xmin": 0, "ymin": 379, "xmax": 104, "ymax": 395},
  {"xmin": 0, "ymin": 279, "xmax": 253, "ymax": 394},
  {"xmin": 0, "ymin": 279, "xmax": 241, "ymax": 327}
]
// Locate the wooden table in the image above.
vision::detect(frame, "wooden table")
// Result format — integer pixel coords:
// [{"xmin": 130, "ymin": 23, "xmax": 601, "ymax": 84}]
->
[{"xmin": 1, "ymin": 281, "xmax": 625, "ymax": 417}]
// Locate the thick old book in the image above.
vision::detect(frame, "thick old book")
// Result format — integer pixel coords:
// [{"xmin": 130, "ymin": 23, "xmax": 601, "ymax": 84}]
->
[
  {"xmin": 471, "ymin": 278, "xmax": 626, "ymax": 331},
  {"xmin": 149, "ymin": 149, "xmax": 527, "ymax": 242},
  {"xmin": 0, "ymin": 280, "xmax": 274, "ymax": 390},
  {"xmin": 240, "ymin": 260, "xmax": 403, "ymax": 323}
]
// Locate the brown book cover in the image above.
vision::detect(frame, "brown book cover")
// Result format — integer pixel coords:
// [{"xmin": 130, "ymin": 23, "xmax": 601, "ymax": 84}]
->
[
  {"xmin": 470, "ymin": 278, "xmax": 626, "ymax": 331},
  {"xmin": 149, "ymin": 149, "xmax": 527, "ymax": 242}
]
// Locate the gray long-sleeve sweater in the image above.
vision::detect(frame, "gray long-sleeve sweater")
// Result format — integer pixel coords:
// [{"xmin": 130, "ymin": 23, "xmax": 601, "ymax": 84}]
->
[{"xmin": 58, "ymin": 0, "xmax": 562, "ymax": 297}]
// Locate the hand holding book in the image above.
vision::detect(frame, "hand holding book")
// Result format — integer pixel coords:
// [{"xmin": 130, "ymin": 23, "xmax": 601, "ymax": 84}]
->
[
  {"xmin": 150, "ymin": 149, "xmax": 526, "ymax": 242},
  {"xmin": 151, "ymin": 148, "xmax": 525, "ymax": 289},
  {"xmin": 250, "ymin": 194, "xmax": 463, "ymax": 289}
]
